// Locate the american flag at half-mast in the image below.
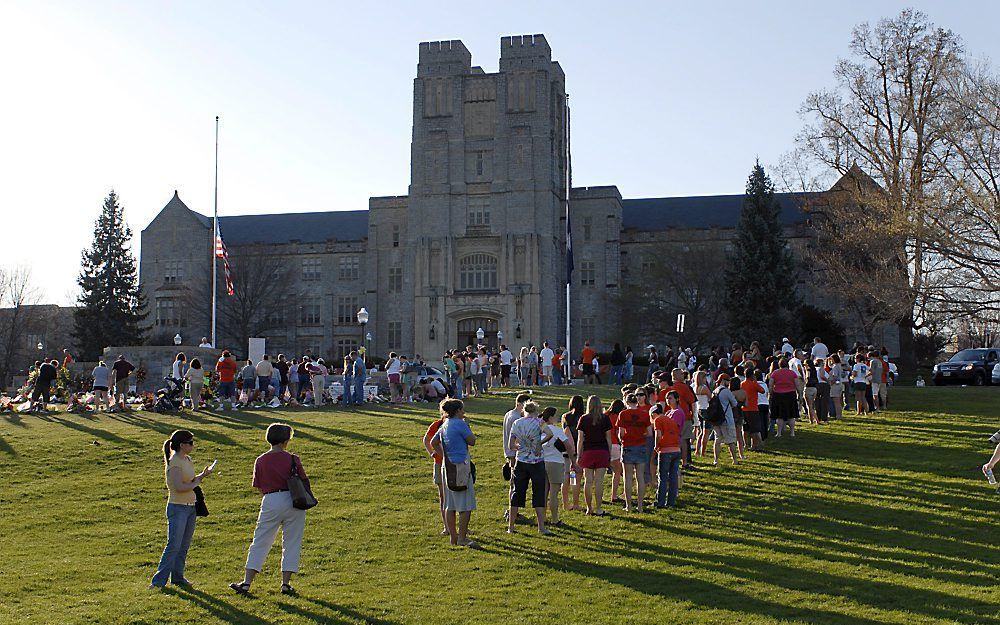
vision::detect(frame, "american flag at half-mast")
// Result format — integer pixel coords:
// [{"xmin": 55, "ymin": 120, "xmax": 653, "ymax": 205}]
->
[{"xmin": 215, "ymin": 223, "xmax": 234, "ymax": 296}]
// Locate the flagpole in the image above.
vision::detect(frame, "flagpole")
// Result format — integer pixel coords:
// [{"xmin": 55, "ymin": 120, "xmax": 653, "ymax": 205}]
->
[
  {"xmin": 564, "ymin": 95, "xmax": 571, "ymax": 383},
  {"xmin": 211, "ymin": 115, "xmax": 219, "ymax": 348}
]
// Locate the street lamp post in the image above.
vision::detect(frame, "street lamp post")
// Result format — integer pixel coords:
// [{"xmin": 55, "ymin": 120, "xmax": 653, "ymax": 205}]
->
[
  {"xmin": 476, "ymin": 327, "xmax": 485, "ymax": 347},
  {"xmin": 357, "ymin": 307, "xmax": 369, "ymax": 366},
  {"xmin": 173, "ymin": 333, "xmax": 183, "ymax": 346},
  {"xmin": 497, "ymin": 330, "xmax": 504, "ymax": 350}
]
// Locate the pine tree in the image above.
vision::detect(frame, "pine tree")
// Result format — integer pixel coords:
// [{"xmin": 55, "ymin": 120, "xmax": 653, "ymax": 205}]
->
[
  {"xmin": 73, "ymin": 191, "xmax": 147, "ymax": 359},
  {"xmin": 724, "ymin": 163, "xmax": 799, "ymax": 348}
]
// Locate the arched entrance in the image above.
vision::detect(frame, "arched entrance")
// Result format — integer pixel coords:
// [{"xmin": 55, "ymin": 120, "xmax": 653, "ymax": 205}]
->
[{"xmin": 457, "ymin": 318, "xmax": 499, "ymax": 349}]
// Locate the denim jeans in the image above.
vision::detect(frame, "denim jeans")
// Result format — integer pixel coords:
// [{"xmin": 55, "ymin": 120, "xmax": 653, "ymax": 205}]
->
[
  {"xmin": 552, "ymin": 368, "xmax": 563, "ymax": 385},
  {"xmin": 656, "ymin": 452, "xmax": 681, "ymax": 507},
  {"xmin": 454, "ymin": 376, "xmax": 464, "ymax": 399},
  {"xmin": 343, "ymin": 377, "xmax": 354, "ymax": 405},
  {"xmin": 609, "ymin": 365, "xmax": 623, "ymax": 385},
  {"xmin": 478, "ymin": 371, "xmax": 488, "ymax": 394},
  {"xmin": 354, "ymin": 378, "xmax": 366, "ymax": 404},
  {"xmin": 151, "ymin": 503, "xmax": 197, "ymax": 587}
]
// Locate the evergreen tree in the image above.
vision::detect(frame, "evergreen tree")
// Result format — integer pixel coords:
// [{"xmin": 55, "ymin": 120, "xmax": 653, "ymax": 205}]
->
[
  {"xmin": 73, "ymin": 191, "xmax": 147, "ymax": 359},
  {"xmin": 724, "ymin": 163, "xmax": 799, "ymax": 348}
]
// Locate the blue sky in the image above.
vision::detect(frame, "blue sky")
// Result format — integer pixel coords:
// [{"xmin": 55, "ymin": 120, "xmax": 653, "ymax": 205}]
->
[{"xmin": 2, "ymin": 1, "xmax": 998, "ymax": 303}]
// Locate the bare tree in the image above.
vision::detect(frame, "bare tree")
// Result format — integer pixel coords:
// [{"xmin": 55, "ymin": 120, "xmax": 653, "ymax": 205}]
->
[
  {"xmin": 793, "ymin": 9, "xmax": 966, "ymax": 366},
  {"xmin": 0, "ymin": 267, "xmax": 41, "ymax": 386},
  {"xmin": 183, "ymin": 245, "xmax": 296, "ymax": 353},
  {"xmin": 619, "ymin": 246, "xmax": 727, "ymax": 350}
]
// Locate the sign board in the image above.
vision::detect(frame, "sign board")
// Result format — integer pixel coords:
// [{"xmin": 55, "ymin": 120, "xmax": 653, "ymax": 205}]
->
[{"xmin": 248, "ymin": 338, "xmax": 266, "ymax": 365}]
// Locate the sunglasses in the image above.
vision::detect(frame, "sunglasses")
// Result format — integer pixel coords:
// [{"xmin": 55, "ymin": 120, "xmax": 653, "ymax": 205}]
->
[
  {"xmin": 635, "ymin": 393, "xmax": 646, "ymax": 397},
  {"xmin": 182, "ymin": 440, "xmax": 195, "ymax": 446}
]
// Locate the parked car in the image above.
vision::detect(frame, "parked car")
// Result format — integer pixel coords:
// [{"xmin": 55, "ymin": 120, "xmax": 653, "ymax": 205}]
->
[
  {"xmin": 932, "ymin": 349, "xmax": 999, "ymax": 386},
  {"xmin": 993, "ymin": 362, "xmax": 1000, "ymax": 385}
]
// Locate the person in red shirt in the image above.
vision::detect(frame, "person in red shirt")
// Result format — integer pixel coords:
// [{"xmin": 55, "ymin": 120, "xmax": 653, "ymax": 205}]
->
[
  {"xmin": 62, "ymin": 349, "xmax": 74, "ymax": 368},
  {"xmin": 581, "ymin": 342, "xmax": 597, "ymax": 384},
  {"xmin": 423, "ymin": 416, "xmax": 447, "ymax": 536},
  {"xmin": 617, "ymin": 394, "xmax": 652, "ymax": 513},
  {"xmin": 879, "ymin": 354, "xmax": 890, "ymax": 409},
  {"xmin": 551, "ymin": 350, "xmax": 563, "ymax": 385},
  {"xmin": 654, "ymin": 392, "xmax": 685, "ymax": 508},
  {"xmin": 740, "ymin": 367, "xmax": 766, "ymax": 451},
  {"xmin": 230, "ymin": 423, "xmax": 311, "ymax": 596},
  {"xmin": 215, "ymin": 351, "xmax": 239, "ymax": 410},
  {"xmin": 606, "ymin": 399, "xmax": 626, "ymax": 504}
]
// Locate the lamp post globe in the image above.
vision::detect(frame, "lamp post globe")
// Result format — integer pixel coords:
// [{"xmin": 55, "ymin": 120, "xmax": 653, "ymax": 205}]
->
[
  {"xmin": 497, "ymin": 330, "xmax": 504, "ymax": 344},
  {"xmin": 357, "ymin": 307, "xmax": 370, "ymax": 364},
  {"xmin": 476, "ymin": 327, "xmax": 485, "ymax": 343},
  {"xmin": 173, "ymin": 333, "xmax": 182, "ymax": 346},
  {"xmin": 37, "ymin": 342, "xmax": 43, "ymax": 351}
]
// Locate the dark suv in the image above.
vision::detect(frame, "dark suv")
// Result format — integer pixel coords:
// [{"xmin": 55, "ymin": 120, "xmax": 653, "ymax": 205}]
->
[{"xmin": 933, "ymin": 349, "xmax": 999, "ymax": 386}]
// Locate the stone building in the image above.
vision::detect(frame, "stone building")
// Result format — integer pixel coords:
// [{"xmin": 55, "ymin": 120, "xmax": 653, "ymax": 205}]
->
[{"xmin": 139, "ymin": 34, "xmax": 897, "ymax": 362}]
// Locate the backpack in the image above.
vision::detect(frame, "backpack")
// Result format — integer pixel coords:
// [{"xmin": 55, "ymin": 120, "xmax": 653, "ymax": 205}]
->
[{"xmin": 705, "ymin": 393, "xmax": 727, "ymax": 425}]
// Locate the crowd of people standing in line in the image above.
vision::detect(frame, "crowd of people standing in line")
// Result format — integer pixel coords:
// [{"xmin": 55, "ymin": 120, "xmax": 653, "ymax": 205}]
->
[{"xmin": 422, "ymin": 337, "xmax": 899, "ymax": 547}]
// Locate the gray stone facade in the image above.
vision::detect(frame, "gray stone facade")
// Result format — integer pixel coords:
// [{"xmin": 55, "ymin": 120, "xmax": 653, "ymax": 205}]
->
[{"xmin": 138, "ymin": 34, "xmax": 898, "ymax": 362}]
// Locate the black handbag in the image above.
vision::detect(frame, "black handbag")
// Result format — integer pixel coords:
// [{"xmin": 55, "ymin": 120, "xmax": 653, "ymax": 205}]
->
[
  {"xmin": 194, "ymin": 486, "xmax": 209, "ymax": 517},
  {"xmin": 288, "ymin": 455, "xmax": 318, "ymax": 510}
]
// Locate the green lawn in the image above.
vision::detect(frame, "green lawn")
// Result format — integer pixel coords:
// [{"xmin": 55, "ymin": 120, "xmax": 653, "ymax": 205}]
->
[{"xmin": 1, "ymin": 386, "xmax": 998, "ymax": 625}]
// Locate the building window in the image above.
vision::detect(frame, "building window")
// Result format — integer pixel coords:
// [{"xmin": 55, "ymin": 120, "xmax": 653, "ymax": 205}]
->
[
  {"xmin": 581, "ymin": 317, "xmax": 596, "ymax": 342},
  {"xmin": 392, "ymin": 225, "xmax": 400, "ymax": 248},
  {"xmin": 27, "ymin": 334, "xmax": 42, "ymax": 349},
  {"xmin": 388, "ymin": 266, "xmax": 403, "ymax": 292},
  {"xmin": 475, "ymin": 152, "xmax": 485, "ymax": 176},
  {"xmin": 468, "ymin": 196, "xmax": 491, "ymax": 227},
  {"xmin": 266, "ymin": 308, "xmax": 285, "ymax": 326},
  {"xmin": 387, "ymin": 321, "xmax": 402, "ymax": 350},
  {"xmin": 155, "ymin": 298, "xmax": 184, "ymax": 327},
  {"xmin": 580, "ymin": 261, "xmax": 595, "ymax": 286},
  {"xmin": 299, "ymin": 299, "xmax": 321, "ymax": 325},
  {"xmin": 301, "ymin": 257, "xmax": 322, "ymax": 282},
  {"xmin": 459, "ymin": 254, "xmax": 498, "ymax": 291},
  {"xmin": 583, "ymin": 217, "xmax": 592, "ymax": 242},
  {"xmin": 641, "ymin": 260, "xmax": 653, "ymax": 273},
  {"xmin": 335, "ymin": 339, "xmax": 355, "ymax": 362},
  {"xmin": 339, "ymin": 256, "xmax": 359, "ymax": 280},
  {"xmin": 337, "ymin": 296, "xmax": 359, "ymax": 324},
  {"xmin": 163, "ymin": 260, "xmax": 184, "ymax": 284}
]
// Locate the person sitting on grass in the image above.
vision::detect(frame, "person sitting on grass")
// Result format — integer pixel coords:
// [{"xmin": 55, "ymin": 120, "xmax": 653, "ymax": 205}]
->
[
  {"xmin": 431, "ymin": 399, "xmax": 479, "ymax": 548},
  {"xmin": 231, "ymin": 423, "xmax": 311, "ymax": 596}
]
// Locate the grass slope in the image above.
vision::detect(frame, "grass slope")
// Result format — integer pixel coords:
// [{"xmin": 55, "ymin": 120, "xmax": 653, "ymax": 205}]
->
[{"xmin": 1, "ymin": 386, "xmax": 998, "ymax": 625}]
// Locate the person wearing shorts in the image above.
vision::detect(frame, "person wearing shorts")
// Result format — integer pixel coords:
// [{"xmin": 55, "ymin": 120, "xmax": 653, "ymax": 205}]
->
[
  {"xmin": 576, "ymin": 395, "xmax": 612, "ymax": 516},
  {"xmin": 214, "ymin": 351, "xmax": 239, "ymax": 410},
  {"xmin": 111, "ymin": 355, "xmax": 135, "ymax": 410},
  {"xmin": 712, "ymin": 374, "xmax": 741, "ymax": 465},
  {"xmin": 507, "ymin": 402, "xmax": 551, "ymax": 535},
  {"xmin": 617, "ymin": 394, "xmax": 652, "ymax": 513},
  {"xmin": 422, "ymin": 416, "xmax": 448, "ymax": 536},
  {"xmin": 91, "ymin": 360, "xmax": 111, "ymax": 411},
  {"xmin": 540, "ymin": 407, "xmax": 568, "ymax": 525}
]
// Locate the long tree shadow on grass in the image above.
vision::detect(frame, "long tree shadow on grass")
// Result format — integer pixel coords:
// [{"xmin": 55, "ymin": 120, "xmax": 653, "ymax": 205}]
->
[
  {"xmin": 3, "ymin": 413, "xmax": 26, "ymax": 427},
  {"xmin": 34, "ymin": 414, "xmax": 140, "ymax": 446},
  {"xmin": 551, "ymin": 525, "xmax": 997, "ymax": 624},
  {"xmin": 0, "ymin": 433, "xmax": 15, "ymax": 456},
  {"xmin": 481, "ymin": 541, "xmax": 889, "ymax": 625},
  {"xmin": 280, "ymin": 596, "xmax": 405, "ymax": 625},
  {"xmin": 103, "ymin": 411, "xmax": 243, "ymax": 448}
]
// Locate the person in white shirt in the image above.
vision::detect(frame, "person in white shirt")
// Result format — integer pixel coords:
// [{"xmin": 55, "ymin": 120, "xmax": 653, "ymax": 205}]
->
[
  {"xmin": 540, "ymin": 407, "xmax": 572, "ymax": 526},
  {"xmin": 781, "ymin": 338, "xmax": 794, "ymax": 356},
  {"xmin": 788, "ymin": 350, "xmax": 806, "ymax": 408},
  {"xmin": 851, "ymin": 354, "xmax": 870, "ymax": 415},
  {"xmin": 810, "ymin": 337, "xmax": 829, "ymax": 361},
  {"xmin": 502, "ymin": 394, "xmax": 530, "ymax": 521},
  {"xmin": 172, "ymin": 353, "xmax": 187, "ymax": 382},
  {"xmin": 198, "ymin": 338, "xmax": 213, "ymax": 348},
  {"xmin": 499, "ymin": 345, "xmax": 514, "ymax": 387},
  {"xmin": 539, "ymin": 342, "xmax": 555, "ymax": 386}
]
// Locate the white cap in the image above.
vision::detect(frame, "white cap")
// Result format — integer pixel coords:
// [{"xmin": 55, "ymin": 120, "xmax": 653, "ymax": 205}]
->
[{"xmin": 782, "ymin": 337, "xmax": 789, "ymax": 342}]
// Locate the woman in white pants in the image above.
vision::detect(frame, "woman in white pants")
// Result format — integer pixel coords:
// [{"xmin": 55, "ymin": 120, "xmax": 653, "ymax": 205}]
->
[{"xmin": 230, "ymin": 423, "xmax": 309, "ymax": 596}]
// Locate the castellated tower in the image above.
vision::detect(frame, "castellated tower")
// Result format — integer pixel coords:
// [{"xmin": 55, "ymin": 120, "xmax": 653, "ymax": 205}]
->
[{"xmin": 389, "ymin": 34, "xmax": 569, "ymax": 356}]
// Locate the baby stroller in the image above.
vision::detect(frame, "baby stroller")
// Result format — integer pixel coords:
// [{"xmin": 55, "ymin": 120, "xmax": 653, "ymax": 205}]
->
[{"xmin": 154, "ymin": 377, "xmax": 183, "ymax": 413}]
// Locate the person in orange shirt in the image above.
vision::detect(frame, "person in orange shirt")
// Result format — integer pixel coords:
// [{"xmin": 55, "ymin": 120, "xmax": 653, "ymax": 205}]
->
[
  {"xmin": 667, "ymin": 369, "xmax": 697, "ymax": 470},
  {"xmin": 215, "ymin": 350, "xmax": 239, "ymax": 410},
  {"xmin": 422, "ymin": 415, "xmax": 447, "ymax": 536},
  {"xmin": 654, "ymin": 392, "xmax": 685, "ymax": 508},
  {"xmin": 606, "ymin": 399, "xmax": 626, "ymax": 504},
  {"xmin": 617, "ymin": 393, "xmax": 652, "ymax": 512},
  {"xmin": 581, "ymin": 342, "xmax": 597, "ymax": 385},
  {"xmin": 740, "ymin": 367, "xmax": 766, "ymax": 451}
]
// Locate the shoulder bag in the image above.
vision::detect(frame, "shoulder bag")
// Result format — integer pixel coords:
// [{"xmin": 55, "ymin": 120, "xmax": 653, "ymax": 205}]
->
[
  {"xmin": 288, "ymin": 455, "xmax": 318, "ymax": 510},
  {"xmin": 439, "ymin": 424, "xmax": 474, "ymax": 491}
]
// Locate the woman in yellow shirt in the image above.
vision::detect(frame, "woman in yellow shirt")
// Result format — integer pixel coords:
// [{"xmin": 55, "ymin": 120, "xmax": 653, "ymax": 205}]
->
[{"xmin": 150, "ymin": 429, "xmax": 214, "ymax": 588}]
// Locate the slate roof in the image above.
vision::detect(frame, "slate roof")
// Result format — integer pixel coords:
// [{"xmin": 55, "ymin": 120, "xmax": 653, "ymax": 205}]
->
[
  {"xmin": 187, "ymin": 206, "xmax": 369, "ymax": 244},
  {"xmin": 620, "ymin": 192, "xmax": 818, "ymax": 231}
]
